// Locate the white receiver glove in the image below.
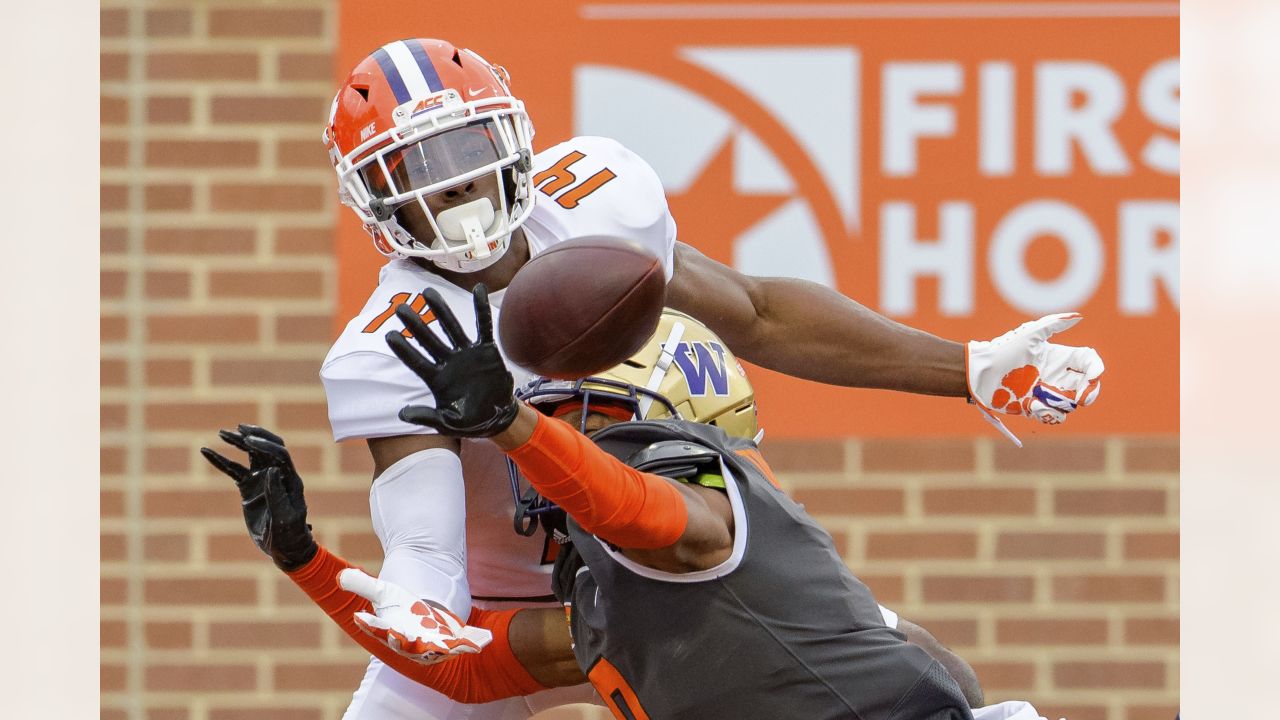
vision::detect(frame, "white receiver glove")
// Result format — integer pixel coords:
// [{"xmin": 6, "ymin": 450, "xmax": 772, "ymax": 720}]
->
[
  {"xmin": 967, "ymin": 313, "xmax": 1104, "ymax": 448},
  {"xmin": 338, "ymin": 568, "xmax": 492, "ymax": 665}
]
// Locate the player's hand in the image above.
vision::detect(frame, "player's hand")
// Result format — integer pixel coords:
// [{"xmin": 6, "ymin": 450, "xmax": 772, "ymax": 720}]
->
[
  {"xmin": 338, "ymin": 568, "xmax": 492, "ymax": 665},
  {"xmin": 385, "ymin": 284, "xmax": 519, "ymax": 438},
  {"xmin": 967, "ymin": 313, "xmax": 1104, "ymax": 447},
  {"xmin": 200, "ymin": 425, "xmax": 318, "ymax": 571}
]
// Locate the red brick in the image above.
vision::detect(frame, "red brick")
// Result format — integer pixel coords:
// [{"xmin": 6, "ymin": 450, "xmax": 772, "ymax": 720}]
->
[
  {"xmin": 144, "ymin": 534, "xmax": 190, "ymax": 562},
  {"xmin": 102, "ymin": 139, "xmax": 127, "ymax": 167},
  {"xmin": 148, "ymin": 708, "xmax": 190, "ymax": 720},
  {"xmin": 102, "ymin": 619, "xmax": 127, "ymax": 648},
  {"xmin": 209, "ymin": 270, "xmax": 325, "ymax": 299},
  {"xmin": 210, "ymin": 359, "xmax": 318, "ymax": 386},
  {"xmin": 996, "ymin": 532, "xmax": 1105, "ymax": 560},
  {"xmin": 145, "ymin": 446, "xmax": 191, "ymax": 474},
  {"xmin": 144, "ymin": 270, "xmax": 192, "ymax": 299},
  {"xmin": 145, "ymin": 577, "xmax": 257, "ymax": 606},
  {"xmin": 146, "ymin": 402, "xmax": 259, "ymax": 430},
  {"xmin": 102, "ymin": 577, "xmax": 127, "ymax": 605},
  {"xmin": 103, "ymin": 226, "xmax": 128, "ymax": 254},
  {"xmin": 102, "ymin": 95, "xmax": 129, "ymax": 125},
  {"xmin": 306, "ymin": 490, "xmax": 370, "ymax": 518},
  {"xmin": 863, "ymin": 439, "xmax": 974, "ymax": 473},
  {"xmin": 101, "ymin": 533, "xmax": 126, "ymax": 562},
  {"xmin": 146, "ymin": 621, "xmax": 193, "ymax": 649},
  {"xmin": 146, "ymin": 664, "xmax": 256, "ymax": 691},
  {"xmin": 145, "ymin": 228, "xmax": 256, "ymax": 255},
  {"xmin": 102, "ymin": 489, "xmax": 125, "ymax": 517},
  {"xmin": 145, "ymin": 359, "xmax": 194, "ymax": 387},
  {"xmin": 997, "ymin": 618, "xmax": 1108, "ymax": 645},
  {"xmin": 860, "ymin": 575, "xmax": 906, "ymax": 603},
  {"xmin": 145, "ymin": 490, "xmax": 240, "ymax": 519},
  {"xmin": 276, "ymin": 227, "xmax": 332, "ymax": 255},
  {"xmin": 1052, "ymin": 574, "xmax": 1166, "ymax": 603},
  {"xmin": 1124, "ymin": 531, "xmax": 1179, "ymax": 559},
  {"xmin": 274, "ymin": 662, "xmax": 365, "ymax": 690},
  {"xmin": 211, "ymin": 183, "xmax": 327, "ymax": 212},
  {"xmin": 276, "ymin": 576, "xmax": 317, "ymax": 607},
  {"xmin": 923, "ymin": 575, "xmax": 1034, "ymax": 603},
  {"xmin": 923, "ymin": 487, "xmax": 1036, "ymax": 515},
  {"xmin": 148, "ymin": 314, "xmax": 259, "ymax": 343},
  {"xmin": 102, "ymin": 269, "xmax": 126, "ymax": 299},
  {"xmin": 209, "ymin": 9, "xmax": 323, "ymax": 37},
  {"xmin": 337, "ymin": 532, "xmax": 383, "ymax": 564},
  {"xmin": 102, "ymin": 52, "xmax": 128, "ymax": 82},
  {"xmin": 102, "ymin": 183, "xmax": 127, "ymax": 212},
  {"xmin": 147, "ymin": 96, "xmax": 192, "ymax": 125},
  {"xmin": 211, "ymin": 95, "xmax": 330, "ymax": 124},
  {"xmin": 145, "ymin": 185, "xmax": 194, "ymax": 212},
  {"xmin": 103, "ymin": 313, "xmax": 128, "ymax": 343},
  {"xmin": 1053, "ymin": 661, "xmax": 1165, "ymax": 689},
  {"xmin": 102, "ymin": 402, "xmax": 127, "ymax": 430},
  {"xmin": 1127, "ymin": 705, "xmax": 1182, "ymax": 720},
  {"xmin": 146, "ymin": 140, "xmax": 259, "ymax": 168},
  {"xmin": 866, "ymin": 532, "xmax": 977, "ymax": 559},
  {"xmin": 1125, "ymin": 617, "xmax": 1179, "ymax": 645},
  {"xmin": 102, "ymin": 358, "xmax": 127, "ymax": 387},
  {"xmin": 340, "ymin": 441, "xmax": 373, "ymax": 474},
  {"xmin": 146, "ymin": 9, "xmax": 191, "ymax": 37},
  {"xmin": 208, "ymin": 710, "xmax": 322, "ymax": 720},
  {"xmin": 102, "ymin": 445, "xmax": 126, "ymax": 474},
  {"xmin": 279, "ymin": 140, "xmax": 329, "ymax": 170},
  {"xmin": 288, "ymin": 444, "xmax": 325, "ymax": 474},
  {"xmin": 904, "ymin": 618, "xmax": 978, "ymax": 647},
  {"xmin": 1055, "ymin": 489, "xmax": 1166, "ymax": 516},
  {"xmin": 102, "ymin": 7, "xmax": 128, "ymax": 36},
  {"xmin": 757, "ymin": 438, "xmax": 844, "ymax": 472},
  {"xmin": 792, "ymin": 488, "xmax": 903, "ymax": 516},
  {"xmin": 102, "ymin": 663, "xmax": 127, "ymax": 692},
  {"xmin": 280, "ymin": 52, "xmax": 333, "ymax": 82},
  {"xmin": 277, "ymin": 314, "xmax": 337, "ymax": 343},
  {"xmin": 1125, "ymin": 438, "xmax": 1179, "ymax": 472},
  {"xmin": 969, "ymin": 661, "xmax": 1035, "ymax": 689},
  {"xmin": 994, "ymin": 439, "xmax": 1106, "ymax": 472},
  {"xmin": 147, "ymin": 52, "xmax": 259, "ymax": 81},
  {"xmin": 208, "ymin": 533, "xmax": 265, "ymax": 563},
  {"xmin": 277, "ymin": 402, "xmax": 331, "ymax": 430},
  {"xmin": 209, "ymin": 621, "xmax": 321, "ymax": 649}
]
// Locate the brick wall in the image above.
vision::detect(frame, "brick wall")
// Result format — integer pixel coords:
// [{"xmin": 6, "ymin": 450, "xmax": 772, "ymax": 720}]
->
[{"xmin": 100, "ymin": 3, "xmax": 1179, "ymax": 719}]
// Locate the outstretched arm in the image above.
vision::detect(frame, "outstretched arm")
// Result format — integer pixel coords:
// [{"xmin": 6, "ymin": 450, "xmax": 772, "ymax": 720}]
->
[
  {"xmin": 667, "ymin": 242, "xmax": 966, "ymax": 396},
  {"xmin": 897, "ymin": 618, "xmax": 984, "ymax": 708}
]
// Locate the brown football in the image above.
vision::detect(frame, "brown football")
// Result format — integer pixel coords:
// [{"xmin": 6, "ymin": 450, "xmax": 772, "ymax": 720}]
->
[{"xmin": 499, "ymin": 236, "xmax": 666, "ymax": 379}]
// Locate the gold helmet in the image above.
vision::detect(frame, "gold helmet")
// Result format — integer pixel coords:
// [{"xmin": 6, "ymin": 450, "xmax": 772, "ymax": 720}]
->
[{"xmin": 510, "ymin": 309, "xmax": 759, "ymax": 533}]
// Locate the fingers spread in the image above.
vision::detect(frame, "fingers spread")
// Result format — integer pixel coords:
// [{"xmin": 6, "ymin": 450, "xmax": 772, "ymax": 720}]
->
[
  {"xmin": 421, "ymin": 288, "xmax": 471, "ymax": 347},
  {"xmin": 396, "ymin": 304, "xmax": 451, "ymax": 359},
  {"xmin": 243, "ymin": 434, "xmax": 292, "ymax": 467},
  {"xmin": 238, "ymin": 424, "xmax": 286, "ymax": 447},
  {"xmin": 398, "ymin": 404, "xmax": 444, "ymax": 430},
  {"xmin": 201, "ymin": 447, "xmax": 249, "ymax": 482},
  {"xmin": 218, "ymin": 429, "xmax": 251, "ymax": 453},
  {"xmin": 386, "ymin": 331, "xmax": 441, "ymax": 384},
  {"xmin": 471, "ymin": 283, "xmax": 494, "ymax": 345}
]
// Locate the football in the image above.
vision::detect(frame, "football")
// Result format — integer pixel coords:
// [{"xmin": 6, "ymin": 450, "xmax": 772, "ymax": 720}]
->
[{"xmin": 499, "ymin": 236, "xmax": 666, "ymax": 379}]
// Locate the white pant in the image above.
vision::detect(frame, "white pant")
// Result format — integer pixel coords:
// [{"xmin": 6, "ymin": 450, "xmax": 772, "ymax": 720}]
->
[{"xmin": 341, "ymin": 656, "xmax": 599, "ymax": 720}]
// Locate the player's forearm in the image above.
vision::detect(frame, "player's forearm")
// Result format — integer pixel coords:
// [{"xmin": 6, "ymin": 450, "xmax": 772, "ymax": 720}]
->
[
  {"xmin": 287, "ymin": 546, "xmax": 550, "ymax": 703},
  {"xmin": 739, "ymin": 278, "xmax": 967, "ymax": 397},
  {"xmin": 498, "ymin": 410, "xmax": 689, "ymax": 550}
]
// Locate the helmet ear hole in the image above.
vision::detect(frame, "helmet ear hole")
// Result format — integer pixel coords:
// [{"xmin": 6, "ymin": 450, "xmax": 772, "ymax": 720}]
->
[
  {"xmin": 352, "ymin": 85, "xmax": 369, "ymax": 101},
  {"xmin": 451, "ymin": 49, "xmax": 463, "ymax": 67}
]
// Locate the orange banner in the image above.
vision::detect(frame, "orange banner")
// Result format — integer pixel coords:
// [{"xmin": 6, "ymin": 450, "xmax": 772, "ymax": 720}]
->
[{"xmin": 336, "ymin": 1, "xmax": 1178, "ymax": 439}]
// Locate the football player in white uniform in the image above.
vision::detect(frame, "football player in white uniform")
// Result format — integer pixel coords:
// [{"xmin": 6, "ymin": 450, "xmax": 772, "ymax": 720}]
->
[{"xmin": 315, "ymin": 38, "xmax": 1104, "ymax": 718}]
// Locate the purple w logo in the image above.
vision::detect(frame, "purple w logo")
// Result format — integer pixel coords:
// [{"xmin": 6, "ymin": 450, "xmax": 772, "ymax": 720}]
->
[{"xmin": 672, "ymin": 341, "xmax": 730, "ymax": 397}]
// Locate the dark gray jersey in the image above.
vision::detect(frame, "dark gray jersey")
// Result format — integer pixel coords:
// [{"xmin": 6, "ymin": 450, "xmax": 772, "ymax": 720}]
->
[{"xmin": 552, "ymin": 420, "xmax": 972, "ymax": 720}]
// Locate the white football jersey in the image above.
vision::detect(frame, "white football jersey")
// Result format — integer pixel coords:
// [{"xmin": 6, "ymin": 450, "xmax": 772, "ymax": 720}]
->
[{"xmin": 322, "ymin": 136, "xmax": 677, "ymax": 599}]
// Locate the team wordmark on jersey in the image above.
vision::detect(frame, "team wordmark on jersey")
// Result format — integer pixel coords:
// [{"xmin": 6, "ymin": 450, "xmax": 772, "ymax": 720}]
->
[{"xmin": 672, "ymin": 341, "xmax": 730, "ymax": 397}]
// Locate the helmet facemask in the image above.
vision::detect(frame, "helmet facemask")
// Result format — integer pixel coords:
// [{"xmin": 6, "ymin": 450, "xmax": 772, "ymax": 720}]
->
[{"xmin": 335, "ymin": 90, "xmax": 534, "ymax": 271}]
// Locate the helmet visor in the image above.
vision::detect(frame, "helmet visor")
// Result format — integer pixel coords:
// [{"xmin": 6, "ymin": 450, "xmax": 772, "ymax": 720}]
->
[{"xmin": 361, "ymin": 118, "xmax": 509, "ymax": 200}]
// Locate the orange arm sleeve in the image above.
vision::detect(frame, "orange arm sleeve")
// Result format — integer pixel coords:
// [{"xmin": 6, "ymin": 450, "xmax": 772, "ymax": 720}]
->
[
  {"xmin": 505, "ymin": 413, "xmax": 689, "ymax": 549},
  {"xmin": 285, "ymin": 545, "xmax": 549, "ymax": 703}
]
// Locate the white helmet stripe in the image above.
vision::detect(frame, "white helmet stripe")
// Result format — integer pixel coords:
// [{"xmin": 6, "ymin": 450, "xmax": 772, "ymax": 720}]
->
[{"xmin": 385, "ymin": 40, "xmax": 434, "ymax": 99}]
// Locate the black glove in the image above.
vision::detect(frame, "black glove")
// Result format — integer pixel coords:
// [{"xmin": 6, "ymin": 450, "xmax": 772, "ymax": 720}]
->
[
  {"xmin": 385, "ymin": 284, "xmax": 519, "ymax": 438},
  {"xmin": 200, "ymin": 424, "xmax": 318, "ymax": 571}
]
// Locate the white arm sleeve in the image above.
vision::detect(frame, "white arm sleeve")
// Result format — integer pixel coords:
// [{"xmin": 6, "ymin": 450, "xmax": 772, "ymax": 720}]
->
[{"xmin": 368, "ymin": 447, "xmax": 470, "ymax": 619}]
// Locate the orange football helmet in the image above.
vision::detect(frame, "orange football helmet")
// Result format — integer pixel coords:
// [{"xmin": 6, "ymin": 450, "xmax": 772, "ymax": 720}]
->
[{"xmin": 323, "ymin": 39, "xmax": 535, "ymax": 271}]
